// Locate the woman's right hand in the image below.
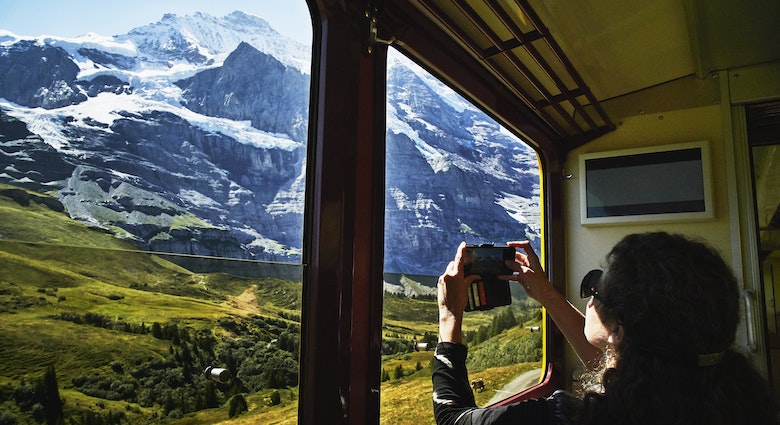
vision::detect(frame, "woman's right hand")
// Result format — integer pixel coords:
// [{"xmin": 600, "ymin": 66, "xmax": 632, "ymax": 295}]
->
[
  {"xmin": 502, "ymin": 241, "xmax": 605, "ymax": 366},
  {"xmin": 500, "ymin": 241, "xmax": 555, "ymax": 304}
]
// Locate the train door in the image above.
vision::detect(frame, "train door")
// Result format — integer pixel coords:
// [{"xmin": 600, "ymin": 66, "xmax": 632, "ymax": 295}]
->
[{"xmin": 747, "ymin": 100, "xmax": 780, "ymax": 403}]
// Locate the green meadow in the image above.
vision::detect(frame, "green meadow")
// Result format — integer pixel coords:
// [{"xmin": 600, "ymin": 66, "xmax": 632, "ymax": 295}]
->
[{"xmin": 0, "ymin": 185, "xmax": 542, "ymax": 425}]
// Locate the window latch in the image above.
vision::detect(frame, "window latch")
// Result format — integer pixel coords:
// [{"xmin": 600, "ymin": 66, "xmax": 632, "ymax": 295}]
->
[{"xmin": 365, "ymin": 4, "xmax": 394, "ymax": 54}]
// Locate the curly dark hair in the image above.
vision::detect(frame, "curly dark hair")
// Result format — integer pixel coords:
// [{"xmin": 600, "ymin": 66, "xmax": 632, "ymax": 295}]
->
[{"xmin": 579, "ymin": 232, "xmax": 776, "ymax": 425}]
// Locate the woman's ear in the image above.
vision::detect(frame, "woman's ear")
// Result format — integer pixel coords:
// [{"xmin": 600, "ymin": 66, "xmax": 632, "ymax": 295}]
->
[{"xmin": 607, "ymin": 325, "xmax": 624, "ymax": 345}]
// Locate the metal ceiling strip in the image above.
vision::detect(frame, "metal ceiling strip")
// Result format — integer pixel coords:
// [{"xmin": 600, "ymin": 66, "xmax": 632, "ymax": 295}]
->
[
  {"xmin": 487, "ymin": 0, "xmax": 595, "ymax": 132},
  {"xmin": 416, "ymin": 0, "xmax": 568, "ymax": 137},
  {"xmin": 515, "ymin": 0, "xmax": 614, "ymax": 135},
  {"xmin": 422, "ymin": 0, "xmax": 571, "ymax": 137}
]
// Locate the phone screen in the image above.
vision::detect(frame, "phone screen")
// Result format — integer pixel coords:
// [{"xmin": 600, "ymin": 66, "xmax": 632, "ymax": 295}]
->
[{"xmin": 465, "ymin": 246, "xmax": 513, "ymax": 276}]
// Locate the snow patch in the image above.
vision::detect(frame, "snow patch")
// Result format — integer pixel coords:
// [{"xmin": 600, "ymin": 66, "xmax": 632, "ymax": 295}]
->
[
  {"xmin": 496, "ymin": 190, "xmax": 541, "ymax": 239},
  {"xmin": 1, "ymin": 92, "xmax": 301, "ymax": 152},
  {"xmin": 179, "ymin": 189, "xmax": 220, "ymax": 208}
]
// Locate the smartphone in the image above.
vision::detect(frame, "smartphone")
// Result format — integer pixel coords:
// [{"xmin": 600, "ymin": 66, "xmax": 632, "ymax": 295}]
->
[{"xmin": 462, "ymin": 245, "xmax": 515, "ymax": 311}]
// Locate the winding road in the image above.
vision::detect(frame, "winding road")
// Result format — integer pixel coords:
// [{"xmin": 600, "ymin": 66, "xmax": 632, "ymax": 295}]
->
[{"xmin": 486, "ymin": 368, "xmax": 544, "ymax": 405}]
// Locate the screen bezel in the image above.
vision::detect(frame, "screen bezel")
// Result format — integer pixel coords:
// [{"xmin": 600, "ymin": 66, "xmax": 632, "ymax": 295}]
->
[{"xmin": 578, "ymin": 141, "xmax": 714, "ymax": 226}]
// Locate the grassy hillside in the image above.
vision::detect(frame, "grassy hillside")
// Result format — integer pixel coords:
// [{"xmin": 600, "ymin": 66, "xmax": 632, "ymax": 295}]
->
[
  {"xmin": 0, "ymin": 186, "xmax": 303, "ymax": 424},
  {"xmin": 379, "ymin": 281, "xmax": 543, "ymax": 423},
  {"xmin": 0, "ymin": 185, "xmax": 543, "ymax": 425}
]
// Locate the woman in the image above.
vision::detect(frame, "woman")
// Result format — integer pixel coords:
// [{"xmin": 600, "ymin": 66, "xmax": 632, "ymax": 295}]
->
[{"xmin": 433, "ymin": 232, "xmax": 776, "ymax": 425}]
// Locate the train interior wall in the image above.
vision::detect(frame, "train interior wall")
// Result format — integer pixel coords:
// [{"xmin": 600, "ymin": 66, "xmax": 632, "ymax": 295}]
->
[{"xmin": 561, "ymin": 60, "xmax": 780, "ymax": 389}]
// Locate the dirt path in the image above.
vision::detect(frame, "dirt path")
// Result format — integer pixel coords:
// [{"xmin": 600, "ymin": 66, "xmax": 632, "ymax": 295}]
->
[{"xmin": 229, "ymin": 285, "xmax": 261, "ymax": 316}]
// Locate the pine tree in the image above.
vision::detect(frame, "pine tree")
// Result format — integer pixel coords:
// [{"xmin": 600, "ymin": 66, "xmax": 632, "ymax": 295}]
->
[
  {"xmin": 204, "ymin": 381, "xmax": 219, "ymax": 408},
  {"xmin": 151, "ymin": 322, "xmax": 163, "ymax": 339},
  {"xmin": 393, "ymin": 364, "xmax": 404, "ymax": 379},
  {"xmin": 269, "ymin": 390, "xmax": 281, "ymax": 406},
  {"xmin": 41, "ymin": 366, "xmax": 63, "ymax": 425},
  {"xmin": 228, "ymin": 394, "xmax": 248, "ymax": 418}
]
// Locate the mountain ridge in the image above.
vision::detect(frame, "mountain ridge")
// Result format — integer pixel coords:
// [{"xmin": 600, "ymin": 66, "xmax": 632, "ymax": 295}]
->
[{"xmin": 0, "ymin": 11, "xmax": 540, "ymax": 277}]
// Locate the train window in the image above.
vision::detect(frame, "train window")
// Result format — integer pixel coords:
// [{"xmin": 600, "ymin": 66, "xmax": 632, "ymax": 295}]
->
[
  {"xmin": 380, "ymin": 48, "xmax": 544, "ymax": 422},
  {"xmin": 0, "ymin": 2, "xmax": 311, "ymax": 424},
  {"xmin": 748, "ymin": 101, "xmax": 780, "ymax": 405}
]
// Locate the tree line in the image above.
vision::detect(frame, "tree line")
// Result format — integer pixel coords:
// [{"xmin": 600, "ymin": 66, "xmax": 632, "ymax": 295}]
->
[
  {"xmin": 7, "ymin": 366, "xmax": 63, "ymax": 425},
  {"xmin": 5, "ymin": 313, "xmax": 301, "ymax": 423}
]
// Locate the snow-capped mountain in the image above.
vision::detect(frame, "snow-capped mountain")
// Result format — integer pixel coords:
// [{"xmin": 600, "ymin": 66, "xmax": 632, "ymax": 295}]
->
[{"xmin": 0, "ymin": 11, "xmax": 539, "ymax": 277}]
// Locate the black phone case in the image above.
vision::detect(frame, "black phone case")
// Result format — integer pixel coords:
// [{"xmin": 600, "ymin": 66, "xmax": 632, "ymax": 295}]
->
[
  {"xmin": 462, "ymin": 245, "xmax": 513, "ymax": 311},
  {"xmin": 464, "ymin": 276, "xmax": 511, "ymax": 311}
]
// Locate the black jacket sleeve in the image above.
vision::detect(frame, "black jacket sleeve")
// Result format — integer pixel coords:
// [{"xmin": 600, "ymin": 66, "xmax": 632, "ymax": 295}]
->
[
  {"xmin": 432, "ymin": 342, "xmax": 573, "ymax": 425},
  {"xmin": 432, "ymin": 342, "xmax": 477, "ymax": 424}
]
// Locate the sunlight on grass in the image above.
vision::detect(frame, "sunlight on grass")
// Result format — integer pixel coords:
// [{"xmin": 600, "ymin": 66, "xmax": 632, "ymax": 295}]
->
[{"xmin": 0, "ymin": 188, "xmax": 544, "ymax": 425}]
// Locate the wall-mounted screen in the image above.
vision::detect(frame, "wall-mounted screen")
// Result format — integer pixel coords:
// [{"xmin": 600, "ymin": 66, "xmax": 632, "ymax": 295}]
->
[{"xmin": 579, "ymin": 141, "xmax": 713, "ymax": 225}]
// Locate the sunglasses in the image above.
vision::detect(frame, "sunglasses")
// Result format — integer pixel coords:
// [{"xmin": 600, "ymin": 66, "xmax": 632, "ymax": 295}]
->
[{"xmin": 580, "ymin": 269, "xmax": 605, "ymax": 303}]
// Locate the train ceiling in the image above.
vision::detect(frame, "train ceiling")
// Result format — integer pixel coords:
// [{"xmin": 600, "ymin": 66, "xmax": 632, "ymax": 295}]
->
[{"xmin": 379, "ymin": 0, "xmax": 780, "ymax": 153}]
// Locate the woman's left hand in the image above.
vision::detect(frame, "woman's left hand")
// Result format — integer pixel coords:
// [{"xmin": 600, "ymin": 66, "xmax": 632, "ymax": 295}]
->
[{"xmin": 437, "ymin": 242, "xmax": 480, "ymax": 343}]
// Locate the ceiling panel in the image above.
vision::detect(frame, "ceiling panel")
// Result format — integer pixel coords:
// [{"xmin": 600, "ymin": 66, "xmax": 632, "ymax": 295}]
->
[
  {"xmin": 381, "ymin": 0, "xmax": 780, "ymax": 151},
  {"xmin": 527, "ymin": 0, "xmax": 695, "ymax": 101}
]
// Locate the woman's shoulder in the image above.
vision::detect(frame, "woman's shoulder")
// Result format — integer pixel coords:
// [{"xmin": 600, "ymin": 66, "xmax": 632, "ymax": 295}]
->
[{"xmin": 547, "ymin": 390, "xmax": 582, "ymax": 425}]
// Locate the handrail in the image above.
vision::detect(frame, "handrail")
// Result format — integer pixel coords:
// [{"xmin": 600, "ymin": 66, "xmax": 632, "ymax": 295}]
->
[{"xmin": 743, "ymin": 289, "xmax": 759, "ymax": 353}]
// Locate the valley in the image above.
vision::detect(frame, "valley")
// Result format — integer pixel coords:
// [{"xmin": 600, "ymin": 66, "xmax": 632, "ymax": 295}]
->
[
  {"xmin": 0, "ymin": 186, "xmax": 542, "ymax": 424},
  {"xmin": 0, "ymin": 9, "xmax": 543, "ymax": 424}
]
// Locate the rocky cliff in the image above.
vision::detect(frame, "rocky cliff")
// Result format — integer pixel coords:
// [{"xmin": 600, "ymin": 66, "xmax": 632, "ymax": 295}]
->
[{"xmin": 0, "ymin": 11, "xmax": 539, "ymax": 277}]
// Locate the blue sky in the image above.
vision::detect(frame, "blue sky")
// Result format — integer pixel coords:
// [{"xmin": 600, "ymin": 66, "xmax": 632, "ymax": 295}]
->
[{"xmin": 0, "ymin": 0, "xmax": 312, "ymax": 43}]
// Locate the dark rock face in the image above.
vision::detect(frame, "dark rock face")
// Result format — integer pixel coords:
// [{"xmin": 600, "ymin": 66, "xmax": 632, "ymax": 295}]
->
[
  {"xmin": 78, "ymin": 75, "xmax": 132, "ymax": 97},
  {"xmin": 52, "ymin": 110, "xmax": 304, "ymax": 262},
  {"xmin": 0, "ymin": 110, "xmax": 76, "ymax": 186},
  {"xmin": 0, "ymin": 109, "xmax": 33, "ymax": 140},
  {"xmin": 77, "ymin": 48, "xmax": 137, "ymax": 70},
  {"xmin": 0, "ymin": 187, "xmax": 64, "ymax": 212},
  {"xmin": 0, "ymin": 41, "xmax": 86, "ymax": 108},
  {"xmin": 176, "ymin": 42, "xmax": 309, "ymax": 143}
]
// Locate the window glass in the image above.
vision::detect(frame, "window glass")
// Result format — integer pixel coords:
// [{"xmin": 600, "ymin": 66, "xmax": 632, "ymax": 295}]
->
[
  {"xmin": 381, "ymin": 48, "xmax": 544, "ymax": 422},
  {"xmin": 0, "ymin": 2, "xmax": 310, "ymax": 423}
]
